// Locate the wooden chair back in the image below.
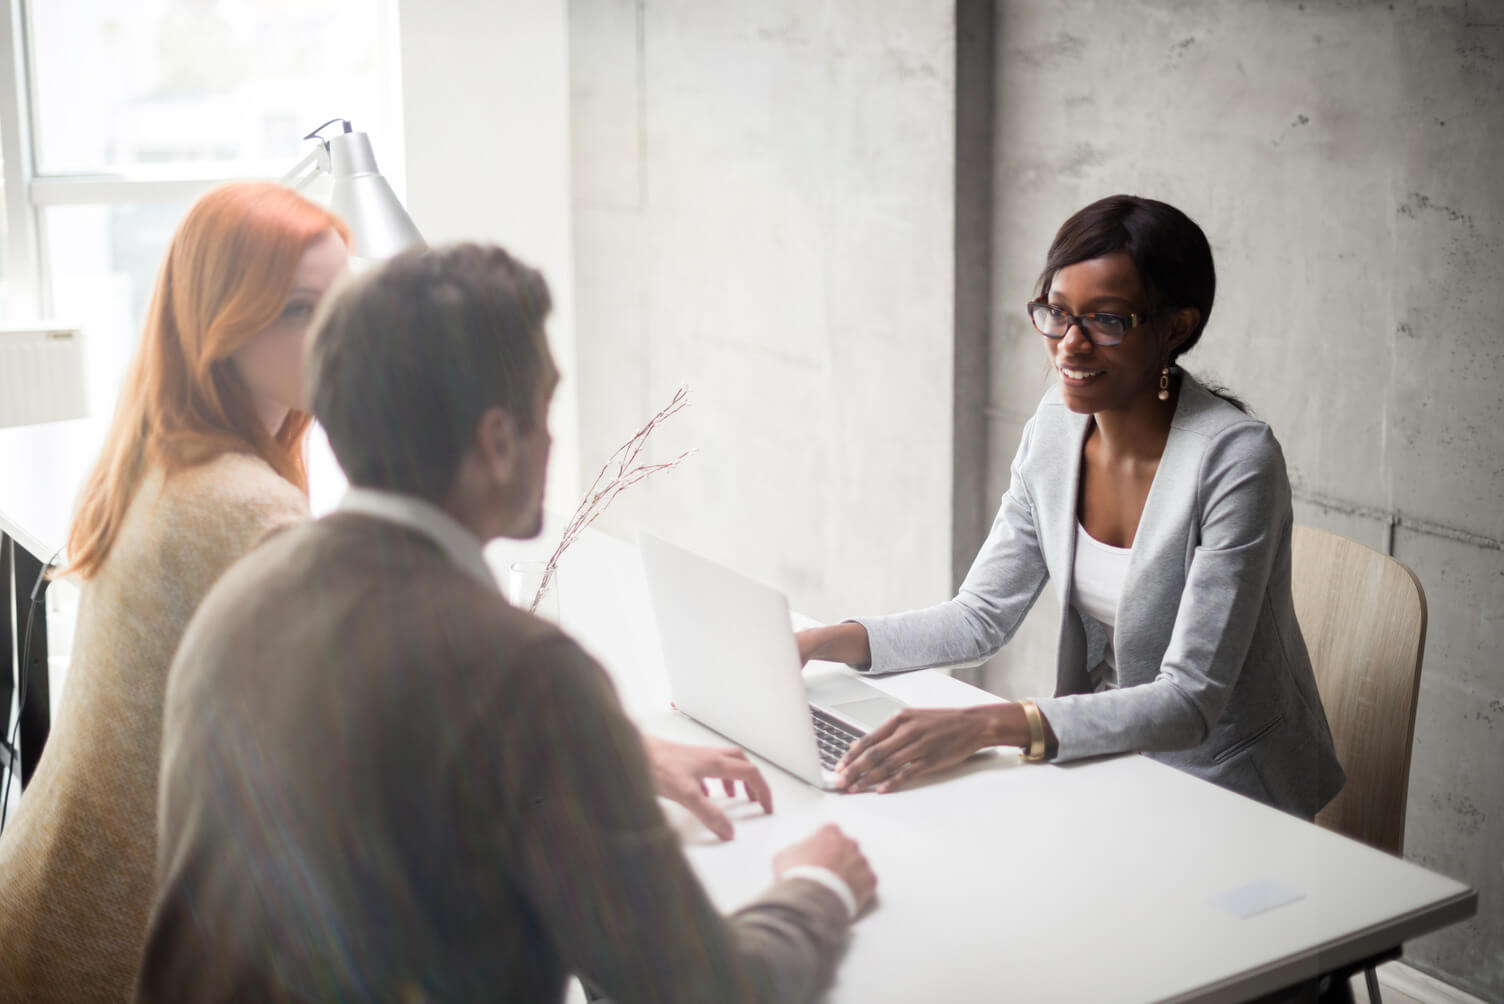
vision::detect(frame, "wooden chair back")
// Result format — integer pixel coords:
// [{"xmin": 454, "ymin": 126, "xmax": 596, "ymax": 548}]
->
[{"xmin": 1290, "ymin": 525, "xmax": 1428, "ymax": 856}]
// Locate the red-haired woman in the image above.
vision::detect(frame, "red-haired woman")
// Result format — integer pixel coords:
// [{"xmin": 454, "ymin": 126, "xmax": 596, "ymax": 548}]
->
[{"xmin": 0, "ymin": 181, "xmax": 349, "ymax": 1000}]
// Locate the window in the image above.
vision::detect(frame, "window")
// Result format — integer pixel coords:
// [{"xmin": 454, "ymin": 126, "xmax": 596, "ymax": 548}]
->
[
  {"xmin": 1, "ymin": 0, "xmax": 398, "ymax": 416},
  {"xmin": 29, "ymin": 0, "xmax": 389, "ymax": 176}
]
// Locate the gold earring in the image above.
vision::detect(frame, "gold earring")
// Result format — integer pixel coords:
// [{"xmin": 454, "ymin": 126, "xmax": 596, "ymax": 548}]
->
[{"xmin": 1157, "ymin": 367, "xmax": 1171, "ymax": 401}]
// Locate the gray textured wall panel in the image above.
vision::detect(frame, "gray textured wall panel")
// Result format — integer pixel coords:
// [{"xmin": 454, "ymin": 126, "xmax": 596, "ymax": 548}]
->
[
  {"xmin": 1394, "ymin": 528, "xmax": 1504, "ymax": 995},
  {"xmin": 569, "ymin": 0, "xmax": 956, "ymax": 623}
]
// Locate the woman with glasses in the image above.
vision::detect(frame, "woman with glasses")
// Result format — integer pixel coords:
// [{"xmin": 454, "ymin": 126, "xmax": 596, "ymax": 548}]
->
[{"xmin": 797, "ymin": 194, "xmax": 1344, "ymax": 820}]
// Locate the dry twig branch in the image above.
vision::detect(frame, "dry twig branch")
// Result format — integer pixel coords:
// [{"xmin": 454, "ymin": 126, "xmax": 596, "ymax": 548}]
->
[{"xmin": 528, "ymin": 387, "xmax": 695, "ymax": 613}]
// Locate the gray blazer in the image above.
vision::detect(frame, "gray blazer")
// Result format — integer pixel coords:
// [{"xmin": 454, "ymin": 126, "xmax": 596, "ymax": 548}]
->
[{"xmin": 856, "ymin": 375, "xmax": 1344, "ymax": 818}]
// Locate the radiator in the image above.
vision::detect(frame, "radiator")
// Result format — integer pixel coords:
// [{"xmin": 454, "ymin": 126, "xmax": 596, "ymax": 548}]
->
[{"xmin": 0, "ymin": 325, "xmax": 88, "ymax": 428}]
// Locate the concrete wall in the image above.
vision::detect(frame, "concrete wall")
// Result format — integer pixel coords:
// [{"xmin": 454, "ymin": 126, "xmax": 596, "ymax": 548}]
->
[
  {"xmin": 567, "ymin": 0, "xmax": 956, "ymax": 622},
  {"xmin": 399, "ymin": 0, "xmax": 581, "ymax": 509},
  {"xmin": 981, "ymin": 1, "xmax": 1503, "ymax": 997}
]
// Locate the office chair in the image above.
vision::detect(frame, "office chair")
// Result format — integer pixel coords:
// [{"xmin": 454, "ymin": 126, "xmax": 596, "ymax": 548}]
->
[{"xmin": 1290, "ymin": 525, "xmax": 1429, "ymax": 1004}]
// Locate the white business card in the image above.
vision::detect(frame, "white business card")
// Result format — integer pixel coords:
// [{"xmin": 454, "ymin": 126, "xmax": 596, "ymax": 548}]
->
[{"xmin": 1209, "ymin": 879, "xmax": 1306, "ymax": 919}]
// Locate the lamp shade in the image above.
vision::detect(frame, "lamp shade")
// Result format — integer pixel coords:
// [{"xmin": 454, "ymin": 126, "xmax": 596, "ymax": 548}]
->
[{"xmin": 327, "ymin": 130, "xmax": 424, "ymax": 259}]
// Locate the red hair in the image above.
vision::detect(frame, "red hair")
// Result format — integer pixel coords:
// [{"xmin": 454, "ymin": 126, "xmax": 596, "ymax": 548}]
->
[{"xmin": 63, "ymin": 181, "xmax": 350, "ymax": 579}]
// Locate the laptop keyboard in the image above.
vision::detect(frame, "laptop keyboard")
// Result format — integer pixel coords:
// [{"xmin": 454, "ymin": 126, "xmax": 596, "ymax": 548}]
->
[{"xmin": 810, "ymin": 708, "xmax": 863, "ymax": 770}]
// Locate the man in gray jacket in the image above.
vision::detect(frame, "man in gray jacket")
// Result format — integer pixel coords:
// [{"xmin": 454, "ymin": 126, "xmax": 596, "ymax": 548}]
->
[{"xmin": 137, "ymin": 243, "xmax": 875, "ymax": 1003}]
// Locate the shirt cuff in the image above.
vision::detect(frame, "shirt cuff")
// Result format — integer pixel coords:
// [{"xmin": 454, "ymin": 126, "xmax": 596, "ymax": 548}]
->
[{"xmin": 780, "ymin": 865, "xmax": 858, "ymax": 919}]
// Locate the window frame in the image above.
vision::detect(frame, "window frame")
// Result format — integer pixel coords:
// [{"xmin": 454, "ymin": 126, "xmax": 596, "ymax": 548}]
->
[
  {"xmin": 0, "ymin": 0, "xmax": 402, "ymax": 324},
  {"xmin": 0, "ymin": 0, "xmax": 42, "ymax": 318}
]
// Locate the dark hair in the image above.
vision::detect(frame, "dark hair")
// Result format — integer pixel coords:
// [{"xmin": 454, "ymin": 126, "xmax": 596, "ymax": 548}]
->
[
  {"xmin": 308, "ymin": 242, "xmax": 556, "ymax": 502},
  {"xmin": 1036, "ymin": 194, "xmax": 1216, "ymax": 367}
]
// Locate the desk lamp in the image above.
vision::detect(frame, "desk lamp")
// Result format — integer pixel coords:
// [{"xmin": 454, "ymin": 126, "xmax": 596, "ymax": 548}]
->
[{"xmin": 281, "ymin": 118, "xmax": 424, "ymax": 262}]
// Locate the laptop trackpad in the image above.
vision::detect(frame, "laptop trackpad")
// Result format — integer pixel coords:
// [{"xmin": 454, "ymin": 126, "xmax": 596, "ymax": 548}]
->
[
  {"xmin": 809, "ymin": 676, "xmax": 906, "ymax": 729},
  {"xmin": 827, "ymin": 695, "xmax": 905, "ymax": 730}
]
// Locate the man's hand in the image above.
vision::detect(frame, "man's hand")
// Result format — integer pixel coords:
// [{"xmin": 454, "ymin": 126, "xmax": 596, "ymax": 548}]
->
[
  {"xmin": 774, "ymin": 823, "xmax": 878, "ymax": 915},
  {"xmin": 642, "ymin": 736, "xmax": 773, "ymax": 840},
  {"xmin": 835, "ymin": 707, "xmax": 992, "ymax": 793}
]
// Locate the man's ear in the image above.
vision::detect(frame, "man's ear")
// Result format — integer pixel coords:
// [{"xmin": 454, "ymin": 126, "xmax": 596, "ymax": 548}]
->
[{"xmin": 472, "ymin": 407, "xmax": 521, "ymax": 485}]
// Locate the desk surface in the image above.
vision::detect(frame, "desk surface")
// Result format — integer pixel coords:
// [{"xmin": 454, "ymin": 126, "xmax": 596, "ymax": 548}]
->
[
  {"xmin": 488, "ymin": 525, "xmax": 1477, "ymax": 1004},
  {"xmin": 0, "ymin": 417, "xmax": 107, "ymax": 560}
]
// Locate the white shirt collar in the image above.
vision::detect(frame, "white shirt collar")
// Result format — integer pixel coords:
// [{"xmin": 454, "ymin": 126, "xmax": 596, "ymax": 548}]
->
[{"xmin": 336, "ymin": 486, "xmax": 499, "ymax": 592}]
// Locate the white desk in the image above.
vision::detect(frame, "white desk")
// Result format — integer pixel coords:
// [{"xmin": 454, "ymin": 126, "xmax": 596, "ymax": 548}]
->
[
  {"xmin": 0, "ymin": 417, "xmax": 107, "ymax": 560},
  {"xmin": 486, "ymin": 524, "xmax": 1477, "ymax": 1003}
]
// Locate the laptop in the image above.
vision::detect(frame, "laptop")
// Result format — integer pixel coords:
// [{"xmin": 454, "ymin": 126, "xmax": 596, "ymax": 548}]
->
[{"xmin": 639, "ymin": 532, "xmax": 908, "ymax": 790}]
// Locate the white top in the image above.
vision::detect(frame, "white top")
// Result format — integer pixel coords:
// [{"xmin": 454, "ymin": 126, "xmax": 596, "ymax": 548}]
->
[
  {"xmin": 337, "ymin": 486, "xmax": 498, "ymax": 592},
  {"xmin": 1072, "ymin": 521, "xmax": 1132, "ymax": 691}
]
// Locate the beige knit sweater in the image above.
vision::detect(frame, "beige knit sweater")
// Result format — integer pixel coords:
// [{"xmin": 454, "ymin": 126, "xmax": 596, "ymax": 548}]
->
[{"xmin": 0, "ymin": 451, "xmax": 308, "ymax": 1002}]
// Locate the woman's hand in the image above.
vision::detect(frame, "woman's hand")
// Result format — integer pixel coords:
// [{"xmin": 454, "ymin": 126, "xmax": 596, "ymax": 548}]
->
[
  {"xmin": 642, "ymin": 736, "xmax": 773, "ymax": 840},
  {"xmin": 834, "ymin": 707, "xmax": 996, "ymax": 794}
]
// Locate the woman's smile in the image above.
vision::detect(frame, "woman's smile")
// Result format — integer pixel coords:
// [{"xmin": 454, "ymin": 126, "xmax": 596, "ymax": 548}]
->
[{"xmin": 1057, "ymin": 364, "xmax": 1104, "ymax": 384}]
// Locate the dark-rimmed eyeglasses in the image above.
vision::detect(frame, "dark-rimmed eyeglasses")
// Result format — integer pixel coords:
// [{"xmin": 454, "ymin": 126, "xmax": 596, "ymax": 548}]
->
[{"xmin": 1026, "ymin": 301, "xmax": 1157, "ymax": 347}]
